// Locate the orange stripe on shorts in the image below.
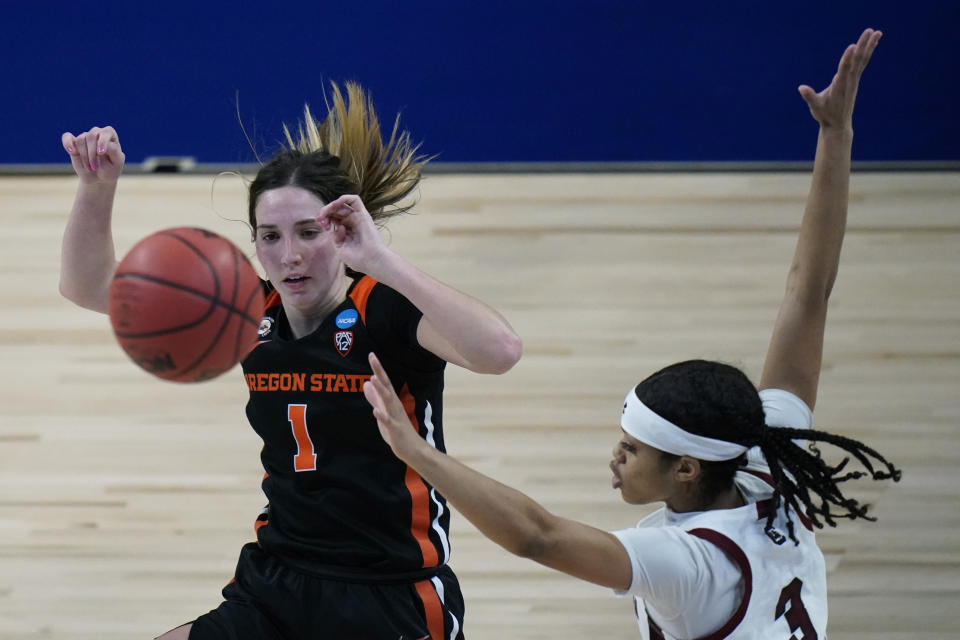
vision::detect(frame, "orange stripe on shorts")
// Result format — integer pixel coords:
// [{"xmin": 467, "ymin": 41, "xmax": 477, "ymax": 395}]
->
[{"xmin": 414, "ymin": 579, "xmax": 445, "ymax": 640}]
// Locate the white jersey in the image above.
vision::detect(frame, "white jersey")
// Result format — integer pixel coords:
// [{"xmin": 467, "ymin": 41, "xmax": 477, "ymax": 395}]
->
[{"xmin": 612, "ymin": 389, "xmax": 827, "ymax": 639}]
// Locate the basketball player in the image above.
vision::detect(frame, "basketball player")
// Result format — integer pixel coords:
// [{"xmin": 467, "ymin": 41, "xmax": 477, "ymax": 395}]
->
[
  {"xmin": 364, "ymin": 28, "xmax": 898, "ymax": 639},
  {"xmin": 59, "ymin": 84, "xmax": 522, "ymax": 639}
]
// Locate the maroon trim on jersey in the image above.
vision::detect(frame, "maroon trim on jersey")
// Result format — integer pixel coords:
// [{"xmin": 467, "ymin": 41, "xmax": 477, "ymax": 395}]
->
[
  {"xmin": 348, "ymin": 275, "xmax": 377, "ymax": 325},
  {"xmin": 741, "ymin": 468, "xmax": 775, "ymax": 488},
  {"xmin": 756, "ymin": 497, "xmax": 814, "ymax": 533},
  {"xmin": 685, "ymin": 528, "xmax": 752, "ymax": 640},
  {"xmin": 795, "ymin": 506, "xmax": 814, "ymax": 532},
  {"xmin": 648, "ymin": 619, "xmax": 666, "ymax": 640},
  {"xmin": 743, "ymin": 468, "xmax": 814, "ymax": 532}
]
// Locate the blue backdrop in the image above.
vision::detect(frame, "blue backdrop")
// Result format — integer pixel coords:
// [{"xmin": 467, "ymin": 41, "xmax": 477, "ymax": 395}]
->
[{"xmin": 4, "ymin": 1, "xmax": 958, "ymax": 166}]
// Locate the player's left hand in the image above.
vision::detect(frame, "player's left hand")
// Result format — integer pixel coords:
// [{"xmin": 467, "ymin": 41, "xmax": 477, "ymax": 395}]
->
[
  {"xmin": 799, "ymin": 28, "xmax": 882, "ymax": 130},
  {"xmin": 317, "ymin": 194, "xmax": 390, "ymax": 275}
]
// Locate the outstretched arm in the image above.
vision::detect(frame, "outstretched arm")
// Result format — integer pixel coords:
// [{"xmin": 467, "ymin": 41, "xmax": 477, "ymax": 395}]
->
[
  {"xmin": 759, "ymin": 29, "xmax": 882, "ymax": 409},
  {"xmin": 59, "ymin": 126, "xmax": 126, "ymax": 313},
  {"xmin": 363, "ymin": 352, "xmax": 631, "ymax": 589},
  {"xmin": 319, "ymin": 195, "xmax": 522, "ymax": 374}
]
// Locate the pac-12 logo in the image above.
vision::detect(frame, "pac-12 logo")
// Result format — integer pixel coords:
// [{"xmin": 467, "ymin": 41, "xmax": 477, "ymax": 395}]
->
[
  {"xmin": 335, "ymin": 309, "xmax": 358, "ymax": 329},
  {"xmin": 334, "ymin": 330, "xmax": 353, "ymax": 357}
]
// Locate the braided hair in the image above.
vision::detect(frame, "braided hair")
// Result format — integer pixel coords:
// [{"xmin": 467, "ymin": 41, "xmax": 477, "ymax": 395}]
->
[
  {"xmin": 248, "ymin": 81, "xmax": 430, "ymax": 230},
  {"xmin": 635, "ymin": 360, "xmax": 901, "ymax": 545}
]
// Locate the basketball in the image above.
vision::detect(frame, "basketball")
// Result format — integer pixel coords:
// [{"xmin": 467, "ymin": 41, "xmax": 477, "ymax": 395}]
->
[{"xmin": 108, "ymin": 227, "xmax": 265, "ymax": 382}]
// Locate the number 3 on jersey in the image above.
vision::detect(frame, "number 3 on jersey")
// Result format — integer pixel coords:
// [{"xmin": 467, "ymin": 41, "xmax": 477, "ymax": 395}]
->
[{"xmin": 288, "ymin": 404, "xmax": 317, "ymax": 471}]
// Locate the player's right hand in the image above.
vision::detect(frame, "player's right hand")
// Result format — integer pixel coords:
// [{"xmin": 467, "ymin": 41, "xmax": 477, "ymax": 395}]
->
[
  {"xmin": 62, "ymin": 126, "xmax": 125, "ymax": 184},
  {"xmin": 364, "ymin": 352, "xmax": 425, "ymax": 461}
]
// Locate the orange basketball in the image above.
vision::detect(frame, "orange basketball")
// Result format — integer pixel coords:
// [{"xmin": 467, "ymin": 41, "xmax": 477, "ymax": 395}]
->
[{"xmin": 108, "ymin": 227, "xmax": 265, "ymax": 382}]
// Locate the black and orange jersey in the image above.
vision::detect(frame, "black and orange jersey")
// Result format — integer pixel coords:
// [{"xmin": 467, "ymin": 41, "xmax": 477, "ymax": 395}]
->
[{"xmin": 241, "ymin": 274, "xmax": 450, "ymax": 578}]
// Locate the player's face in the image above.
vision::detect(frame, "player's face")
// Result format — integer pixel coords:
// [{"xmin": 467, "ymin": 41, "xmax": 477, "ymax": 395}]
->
[
  {"xmin": 254, "ymin": 186, "xmax": 343, "ymax": 313},
  {"xmin": 610, "ymin": 431, "xmax": 677, "ymax": 505}
]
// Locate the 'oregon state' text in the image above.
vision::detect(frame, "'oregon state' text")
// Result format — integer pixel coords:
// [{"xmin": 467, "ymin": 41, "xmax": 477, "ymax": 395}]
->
[{"xmin": 245, "ymin": 372, "xmax": 370, "ymax": 393}]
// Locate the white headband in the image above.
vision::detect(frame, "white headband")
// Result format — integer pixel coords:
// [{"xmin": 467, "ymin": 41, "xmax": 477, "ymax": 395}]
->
[{"xmin": 621, "ymin": 389, "xmax": 748, "ymax": 461}]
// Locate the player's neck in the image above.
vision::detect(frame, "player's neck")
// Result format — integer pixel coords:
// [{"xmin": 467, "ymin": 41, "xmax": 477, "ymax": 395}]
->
[{"xmin": 667, "ymin": 484, "xmax": 745, "ymax": 514}]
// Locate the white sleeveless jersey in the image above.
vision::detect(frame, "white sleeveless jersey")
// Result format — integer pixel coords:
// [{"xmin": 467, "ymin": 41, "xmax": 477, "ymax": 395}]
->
[
  {"xmin": 631, "ymin": 489, "xmax": 828, "ymax": 640},
  {"xmin": 613, "ymin": 388, "xmax": 826, "ymax": 639}
]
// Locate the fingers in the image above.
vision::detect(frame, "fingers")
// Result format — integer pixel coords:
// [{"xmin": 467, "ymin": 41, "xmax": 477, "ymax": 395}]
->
[
  {"xmin": 61, "ymin": 131, "xmax": 77, "ymax": 155},
  {"xmin": 797, "ymin": 84, "xmax": 817, "ymax": 105},
  {"xmin": 367, "ymin": 352, "xmax": 394, "ymax": 391},
  {"xmin": 856, "ymin": 27, "xmax": 882, "ymax": 55},
  {"xmin": 317, "ymin": 194, "xmax": 380, "ymax": 256},
  {"xmin": 366, "ymin": 352, "xmax": 408, "ymax": 418},
  {"xmin": 844, "ymin": 28, "xmax": 882, "ymax": 77},
  {"xmin": 62, "ymin": 132, "xmax": 86, "ymax": 173},
  {"xmin": 363, "ymin": 352, "xmax": 401, "ymax": 426},
  {"xmin": 362, "ymin": 378, "xmax": 385, "ymax": 417},
  {"xmin": 62, "ymin": 126, "xmax": 122, "ymax": 173},
  {"xmin": 318, "ymin": 194, "xmax": 368, "ymax": 225},
  {"xmin": 364, "ymin": 353, "xmax": 424, "ymax": 458},
  {"xmin": 82, "ymin": 128, "xmax": 99, "ymax": 172},
  {"xmin": 858, "ymin": 29, "xmax": 882, "ymax": 70},
  {"xmin": 95, "ymin": 126, "xmax": 123, "ymax": 164},
  {"xmin": 102, "ymin": 139, "xmax": 125, "ymax": 166},
  {"xmin": 63, "ymin": 130, "xmax": 90, "ymax": 171},
  {"xmin": 837, "ymin": 43, "xmax": 858, "ymax": 77},
  {"xmin": 364, "ymin": 352, "xmax": 387, "ymax": 408}
]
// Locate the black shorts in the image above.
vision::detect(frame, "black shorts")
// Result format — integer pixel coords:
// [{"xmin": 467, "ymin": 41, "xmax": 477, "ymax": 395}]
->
[{"xmin": 189, "ymin": 543, "xmax": 465, "ymax": 640}]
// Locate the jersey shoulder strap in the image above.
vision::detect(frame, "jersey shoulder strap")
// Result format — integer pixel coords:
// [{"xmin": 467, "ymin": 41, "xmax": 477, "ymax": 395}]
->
[{"xmin": 347, "ymin": 274, "xmax": 377, "ymax": 324}]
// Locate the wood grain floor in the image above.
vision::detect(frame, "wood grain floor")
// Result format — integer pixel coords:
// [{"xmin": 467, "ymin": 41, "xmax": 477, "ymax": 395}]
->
[{"xmin": 0, "ymin": 171, "xmax": 958, "ymax": 639}]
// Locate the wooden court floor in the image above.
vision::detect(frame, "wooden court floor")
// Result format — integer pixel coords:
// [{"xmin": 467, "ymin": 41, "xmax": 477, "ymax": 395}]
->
[{"xmin": 0, "ymin": 171, "xmax": 958, "ymax": 639}]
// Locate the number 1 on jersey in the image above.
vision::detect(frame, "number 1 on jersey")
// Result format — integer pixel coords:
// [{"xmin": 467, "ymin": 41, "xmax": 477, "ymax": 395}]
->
[{"xmin": 288, "ymin": 404, "xmax": 317, "ymax": 471}]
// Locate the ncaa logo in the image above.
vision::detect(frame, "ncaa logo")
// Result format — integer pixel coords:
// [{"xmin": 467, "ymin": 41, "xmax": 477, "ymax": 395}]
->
[
  {"xmin": 258, "ymin": 316, "xmax": 274, "ymax": 337},
  {"xmin": 334, "ymin": 330, "xmax": 354, "ymax": 357},
  {"xmin": 335, "ymin": 309, "xmax": 359, "ymax": 329}
]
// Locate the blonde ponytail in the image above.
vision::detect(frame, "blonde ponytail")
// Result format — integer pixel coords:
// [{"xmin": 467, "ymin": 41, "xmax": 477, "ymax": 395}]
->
[{"xmin": 280, "ymin": 82, "xmax": 430, "ymax": 222}]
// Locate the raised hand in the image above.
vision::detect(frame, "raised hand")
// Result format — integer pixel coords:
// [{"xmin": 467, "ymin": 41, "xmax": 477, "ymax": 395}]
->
[
  {"xmin": 61, "ymin": 126, "xmax": 125, "ymax": 184},
  {"xmin": 759, "ymin": 28, "xmax": 881, "ymax": 408},
  {"xmin": 798, "ymin": 28, "xmax": 882, "ymax": 130},
  {"xmin": 316, "ymin": 194, "xmax": 390, "ymax": 276}
]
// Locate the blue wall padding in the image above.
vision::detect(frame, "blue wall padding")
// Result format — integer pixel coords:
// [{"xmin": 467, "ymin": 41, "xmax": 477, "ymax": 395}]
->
[{"xmin": 4, "ymin": 0, "xmax": 957, "ymax": 165}]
